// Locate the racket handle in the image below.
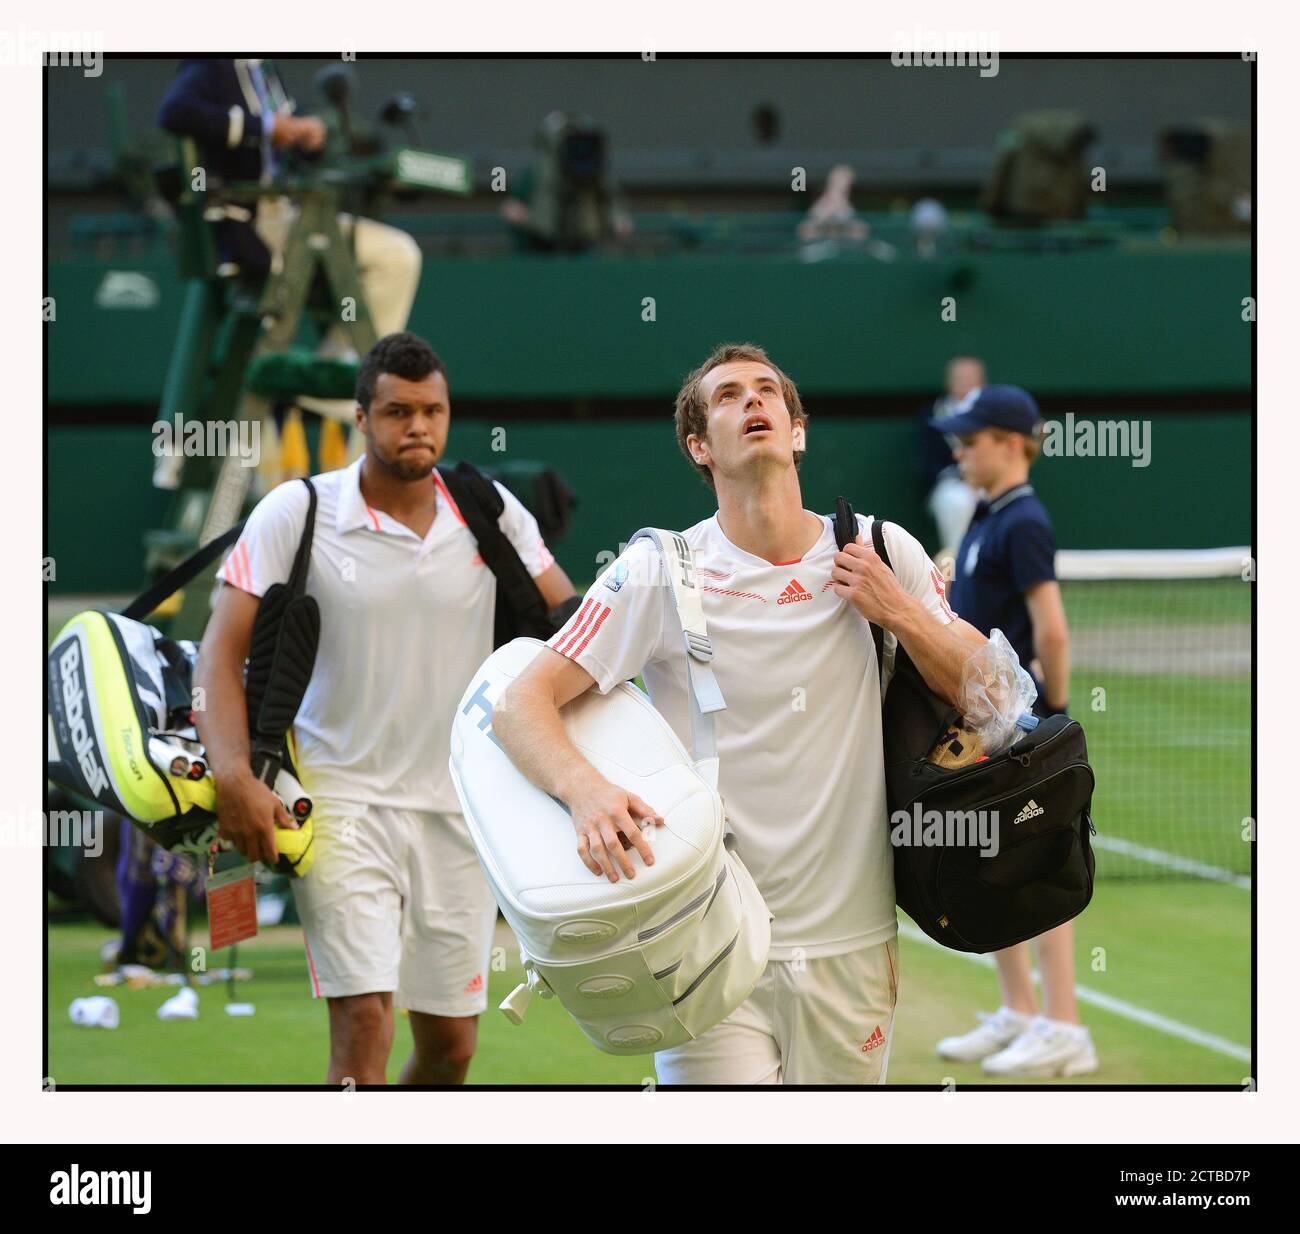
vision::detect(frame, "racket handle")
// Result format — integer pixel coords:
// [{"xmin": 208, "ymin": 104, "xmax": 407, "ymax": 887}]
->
[
  {"xmin": 273, "ymin": 766, "xmax": 312, "ymax": 823},
  {"xmin": 150, "ymin": 736, "xmax": 207, "ymax": 782}
]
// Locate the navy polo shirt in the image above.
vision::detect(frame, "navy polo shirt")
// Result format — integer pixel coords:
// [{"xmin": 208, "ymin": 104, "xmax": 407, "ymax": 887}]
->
[{"xmin": 948, "ymin": 484, "xmax": 1057, "ymax": 696}]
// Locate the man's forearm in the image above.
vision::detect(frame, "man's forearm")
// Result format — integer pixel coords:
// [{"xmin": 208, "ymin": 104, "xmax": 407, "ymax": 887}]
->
[
  {"xmin": 493, "ymin": 684, "xmax": 607, "ymax": 806},
  {"xmin": 193, "ymin": 658, "xmax": 255, "ymax": 784},
  {"xmin": 886, "ymin": 598, "xmax": 986, "ymax": 707}
]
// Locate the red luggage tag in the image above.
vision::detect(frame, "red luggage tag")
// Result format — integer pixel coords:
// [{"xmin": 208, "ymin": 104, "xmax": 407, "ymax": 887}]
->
[{"xmin": 207, "ymin": 864, "xmax": 259, "ymax": 950}]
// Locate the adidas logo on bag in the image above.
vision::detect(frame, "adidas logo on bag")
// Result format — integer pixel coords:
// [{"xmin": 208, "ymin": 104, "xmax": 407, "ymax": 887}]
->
[
  {"xmin": 1013, "ymin": 799, "xmax": 1045, "ymax": 825},
  {"xmin": 777, "ymin": 579, "xmax": 812, "ymax": 605}
]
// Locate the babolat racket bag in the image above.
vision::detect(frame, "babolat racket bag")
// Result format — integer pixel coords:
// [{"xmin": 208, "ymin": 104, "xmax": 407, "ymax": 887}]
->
[
  {"xmin": 449, "ymin": 528, "xmax": 772, "ymax": 1055},
  {"xmin": 835, "ymin": 503, "xmax": 1096, "ymax": 954},
  {"xmin": 46, "ymin": 482, "xmax": 318, "ymax": 873}
]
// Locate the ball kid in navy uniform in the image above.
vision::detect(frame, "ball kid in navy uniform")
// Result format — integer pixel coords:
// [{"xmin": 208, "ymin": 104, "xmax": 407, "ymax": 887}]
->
[{"xmin": 933, "ymin": 384, "xmax": 1098, "ymax": 1079}]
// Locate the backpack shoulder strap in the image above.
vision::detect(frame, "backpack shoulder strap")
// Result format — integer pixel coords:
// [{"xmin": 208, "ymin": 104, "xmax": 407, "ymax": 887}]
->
[
  {"xmin": 869, "ymin": 515, "xmax": 892, "ymax": 568},
  {"xmin": 287, "ymin": 478, "xmax": 317, "ymax": 596},
  {"xmin": 122, "ymin": 520, "xmax": 245, "ymax": 621},
  {"xmin": 122, "ymin": 478, "xmax": 316, "ymax": 622},
  {"xmin": 869, "ymin": 516, "xmax": 895, "ymax": 680},
  {"xmin": 438, "ymin": 461, "xmax": 551, "ymax": 644},
  {"xmin": 441, "ymin": 460, "xmax": 505, "ymax": 520},
  {"xmin": 832, "ymin": 498, "xmax": 894, "ymax": 679},
  {"xmin": 627, "ymin": 528, "xmax": 726, "ymax": 769},
  {"xmin": 246, "ymin": 479, "xmax": 320, "ymax": 782}
]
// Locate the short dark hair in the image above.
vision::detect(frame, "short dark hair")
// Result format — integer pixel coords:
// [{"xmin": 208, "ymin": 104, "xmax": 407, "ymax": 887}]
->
[{"xmin": 356, "ymin": 332, "xmax": 445, "ymax": 411}]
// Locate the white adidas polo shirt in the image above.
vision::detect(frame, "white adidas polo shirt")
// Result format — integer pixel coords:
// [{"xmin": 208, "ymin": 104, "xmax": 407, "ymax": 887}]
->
[
  {"xmin": 218, "ymin": 457, "xmax": 554, "ymax": 812},
  {"xmin": 547, "ymin": 512, "xmax": 955, "ymax": 961}
]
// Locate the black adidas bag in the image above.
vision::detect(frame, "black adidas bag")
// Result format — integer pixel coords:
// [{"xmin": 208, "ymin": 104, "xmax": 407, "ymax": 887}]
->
[{"xmin": 835, "ymin": 502, "xmax": 1096, "ymax": 954}]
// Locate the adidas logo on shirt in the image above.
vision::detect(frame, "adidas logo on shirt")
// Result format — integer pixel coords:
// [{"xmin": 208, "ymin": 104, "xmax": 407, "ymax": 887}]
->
[
  {"xmin": 861, "ymin": 1025, "xmax": 885, "ymax": 1052},
  {"xmin": 777, "ymin": 579, "xmax": 813, "ymax": 605},
  {"xmin": 1013, "ymin": 799, "xmax": 1045, "ymax": 825}
]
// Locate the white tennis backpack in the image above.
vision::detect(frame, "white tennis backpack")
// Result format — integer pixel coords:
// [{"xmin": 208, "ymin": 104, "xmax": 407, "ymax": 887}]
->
[{"xmin": 449, "ymin": 528, "xmax": 772, "ymax": 1055}]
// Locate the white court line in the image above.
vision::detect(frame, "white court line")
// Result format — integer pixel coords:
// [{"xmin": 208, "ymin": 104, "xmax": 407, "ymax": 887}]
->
[
  {"xmin": 898, "ymin": 923, "xmax": 1252, "ymax": 1064},
  {"xmin": 1093, "ymin": 835, "xmax": 1252, "ymax": 889}
]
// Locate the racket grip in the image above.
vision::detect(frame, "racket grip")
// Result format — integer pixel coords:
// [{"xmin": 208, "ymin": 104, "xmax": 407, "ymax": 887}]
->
[
  {"xmin": 273, "ymin": 766, "xmax": 312, "ymax": 823},
  {"xmin": 150, "ymin": 736, "xmax": 208, "ymax": 782}
]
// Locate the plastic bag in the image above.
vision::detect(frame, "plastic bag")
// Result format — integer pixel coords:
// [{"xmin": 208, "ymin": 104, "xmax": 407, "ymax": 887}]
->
[{"xmin": 956, "ymin": 629, "xmax": 1039, "ymax": 756}]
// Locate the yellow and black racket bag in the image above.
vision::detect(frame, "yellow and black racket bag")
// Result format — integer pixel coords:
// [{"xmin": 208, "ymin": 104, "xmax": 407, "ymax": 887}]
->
[{"xmin": 46, "ymin": 481, "xmax": 319, "ymax": 874}]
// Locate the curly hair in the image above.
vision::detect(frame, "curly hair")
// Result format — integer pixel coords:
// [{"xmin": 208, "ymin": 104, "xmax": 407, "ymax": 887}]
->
[
  {"xmin": 356, "ymin": 332, "xmax": 445, "ymax": 411},
  {"xmin": 673, "ymin": 343, "xmax": 807, "ymax": 488}
]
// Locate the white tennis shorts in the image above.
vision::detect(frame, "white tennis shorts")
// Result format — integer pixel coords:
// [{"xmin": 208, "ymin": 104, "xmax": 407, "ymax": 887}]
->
[
  {"xmin": 654, "ymin": 937, "xmax": 900, "ymax": 1085},
  {"xmin": 290, "ymin": 800, "xmax": 498, "ymax": 1016}
]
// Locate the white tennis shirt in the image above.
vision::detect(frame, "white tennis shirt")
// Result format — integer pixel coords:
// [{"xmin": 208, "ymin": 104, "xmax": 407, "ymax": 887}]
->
[
  {"xmin": 547, "ymin": 511, "xmax": 955, "ymax": 960},
  {"xmin": 218, "ymin": 457, "xmax": 553, "ymax": 811}
]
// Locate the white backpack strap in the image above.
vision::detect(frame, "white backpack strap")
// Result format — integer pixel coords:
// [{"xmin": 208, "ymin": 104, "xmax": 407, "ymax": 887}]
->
[{"xmin": 627, "ymin": 528, "xmax": 726, "ymax": 764}]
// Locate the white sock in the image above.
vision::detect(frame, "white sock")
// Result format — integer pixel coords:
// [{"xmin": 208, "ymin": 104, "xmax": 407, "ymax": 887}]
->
[{"xmin": 1044, "ymin": 1016, "xmax": 1089, "ymax": 1038}]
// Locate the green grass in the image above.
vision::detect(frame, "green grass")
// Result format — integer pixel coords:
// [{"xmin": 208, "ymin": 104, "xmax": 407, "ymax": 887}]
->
[
  {"xmin": 1081, "ymin": 670, "xmax": 1251, "ymax": 877},
  {"xmin": 45, "ymin": 578, "xmax": 1252, "ymax": 1085},
  {"xmin": 893, "ymin": 879, "xmax": 1250, "ymax": 1086},
  {"xmin": 46, "ymin": 922, "xmax": 651, "ymax": 1086},
  {"xmin": 1057, "ymin": 574, "xmax": 1251, "ymax": 879},
  {"xmin": 48, "ymin": 872, "xmax": 1250, "ymax": 1085},
  {"xmin": 1060, "ymin": 577, "xmax": 1251, "ymax": 627}
]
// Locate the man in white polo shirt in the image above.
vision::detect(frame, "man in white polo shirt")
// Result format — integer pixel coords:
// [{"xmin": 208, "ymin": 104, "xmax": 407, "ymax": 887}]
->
[
  {"xmin": 492, "ymin": 342, "xmax": 987, "ymax": 1084},
  {"xmin": 195, "ymin": 332, "xmax": 575, "ymax": 1085}
]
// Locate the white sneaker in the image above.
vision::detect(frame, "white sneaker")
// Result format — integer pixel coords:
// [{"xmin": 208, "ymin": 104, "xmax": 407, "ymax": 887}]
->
[
  {"xmin": 936, "ymin": 1007, "xmax": 1032, "ymax": 1062},
  {"xmin": 981, "ymin": 1016, "xmax": 1099, "ymax": 1078}
]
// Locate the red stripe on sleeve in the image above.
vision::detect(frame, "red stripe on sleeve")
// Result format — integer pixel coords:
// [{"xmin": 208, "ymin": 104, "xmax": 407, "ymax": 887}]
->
[
  {"xmin": 930, "ymin": 566, "xmax": 956, "ymax": 622},
  {"xmin": 553, "ymin": 598, "xmax": 595, "ymax": 654},
  {"xmin": 557, "ymin": 600, "xmax": 601, "ymax": 658},
  {"xmin": 223, "ymin": 541, "xmax": 250, "ymax": 592},
  {"xmin": 569, "ymin": 605, "xmax": 611, "ymax": 659},
  {"xmin": 556, "ymin": 598, "xmax": 600, "ymax": 655}
]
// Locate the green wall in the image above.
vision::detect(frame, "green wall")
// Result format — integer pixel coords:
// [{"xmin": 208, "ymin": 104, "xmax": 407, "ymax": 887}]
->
[
  {"xmin": 47, "ymin": 427, "xmax": 172, "ymax": 596},
  {"xmin": 47, "ymin": 240, "xmax": 1250, "ymax": 405},
  {"xmin": 47, "ymin": 413, "xmax": 1252, "ymax": 595}
]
